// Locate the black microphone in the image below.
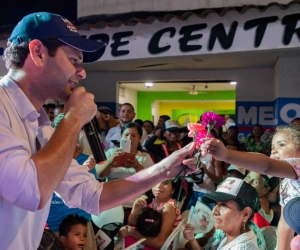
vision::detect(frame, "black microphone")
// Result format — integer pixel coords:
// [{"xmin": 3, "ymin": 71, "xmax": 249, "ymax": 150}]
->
[{"xmin": 83, "ymin": 117, "xmax": 107, "ymax": 164}]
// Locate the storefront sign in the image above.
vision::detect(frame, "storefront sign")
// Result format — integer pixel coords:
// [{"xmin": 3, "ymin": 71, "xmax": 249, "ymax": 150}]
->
[
  {"xmin": 77, "ymin": 5, "xmax": 300, "ymax": 61},
  {"xmin": 1, "ymin": 5, "xmax": 300, "ymax": 60}
]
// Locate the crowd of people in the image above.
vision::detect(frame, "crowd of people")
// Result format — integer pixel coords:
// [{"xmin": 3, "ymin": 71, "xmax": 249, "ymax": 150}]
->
[
  {"xmin": 2, "ymin": 10, "xmax": 300, "ymax": 250},
  {"xmin": 41, "ymin": 97, "xmax": 300, "ymax": 250}
]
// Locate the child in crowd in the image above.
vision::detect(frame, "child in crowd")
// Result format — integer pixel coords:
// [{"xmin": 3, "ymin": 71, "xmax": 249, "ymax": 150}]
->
[
  {"xmin": 200, "ymin": 124, "xmax": 300, "ymax": 250},
  {"xmin": 123, "ymin": 207, "xmax": 163, "ymax": 249},
  {"xmin": 59, "ymin": 215, "xmax": 88, "ymax": 250},
  {"xmin": 119, "ymin": 178, "xmax": 185, "ymax": 249},
  {"xmin": 135, "ymin": 207, "xmax": 163, "ymax": 237}
]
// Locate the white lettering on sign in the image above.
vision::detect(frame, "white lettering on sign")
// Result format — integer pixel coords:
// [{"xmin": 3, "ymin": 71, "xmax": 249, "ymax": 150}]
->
[
  {"xmin": 259, "ymin": 106, "xmax": 274, "ymax": 125},
  {"xmin": 237, "ymin": 106, "xmax": 257, "ymax": 124},
  {"xmin": 238, "ymin": 102, "xmax": 300, "ymax": 125},
  {"xmin": 280, "ymin": 103, "xmax": 300, "ymax": 123}
]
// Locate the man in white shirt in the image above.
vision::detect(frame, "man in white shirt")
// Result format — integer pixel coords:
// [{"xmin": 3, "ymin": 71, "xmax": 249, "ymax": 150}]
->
[
  {"xmin": 0, "ymin": 12, "xmax": 196, "ymax": 249},
  {"xmin": 103, "ymin": 103, "xmax": 148, "ymax": 150}
]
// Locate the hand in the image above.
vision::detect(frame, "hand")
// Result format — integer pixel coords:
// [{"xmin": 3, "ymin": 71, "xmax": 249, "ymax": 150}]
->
[
  {"xmin": 83, "ymin": 155, "xmax": 96, "ymax": 171},
  {"xmin": 126, "ymin": 157, "xmax": 142, "ymax": 170},
  {"xmin": 158, "ymin": 142, "xmax": 197, "ymax": 178},
  {"xmin": 154, "ymin": 128, "xmax": 162, "ymax": 137},
  {"xmin": 200, "ymin": 138, "xmax": 228, "ymax": 162},
  {"xmin": 64, "ymin": 86, "xmax": 97, "ymax": 127},
  {"xmin": 118, "ymin": 225, "xmax": 132, "ymax": 238},
  {"xmin": 106, "ymin": 149, "xmax": 122, "ymax": 165},
  {"xmin": 182, "ymin": 224, "xmax": 196, "ymax": 241},
  {"xmin": 132, "ymin": 195, "xmax": 147, "ymax": 214},
  {"xmin": 73, "ymin": 144, "xmax": 83, "ymax": 159}
]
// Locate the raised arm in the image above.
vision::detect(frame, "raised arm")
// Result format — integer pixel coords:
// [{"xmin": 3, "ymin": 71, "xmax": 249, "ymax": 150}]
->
[
  {"xmin": 31, "ymin": 87, "xmax": 97, "ymax": 209},
  {"xmin": 99, "ymin": 142, "xmax": 197, "ymax": 212},
  {"xmin": 200, "ymin": 138, "xmax": 297, "ymax": 179}
]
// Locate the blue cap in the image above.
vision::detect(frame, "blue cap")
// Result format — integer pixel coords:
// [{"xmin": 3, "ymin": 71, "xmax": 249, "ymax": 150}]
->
[
  {"xmin": 283, "ymin": 197, "xmax": 300, "ymax": 234},
  {"xmin": 9, "ymin": 12, "xmax": 106, "ymax": 63}
]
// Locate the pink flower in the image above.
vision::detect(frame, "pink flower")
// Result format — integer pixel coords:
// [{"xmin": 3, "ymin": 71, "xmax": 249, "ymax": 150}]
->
[
  {"xmin": 195, "ymin": 130, "xmax": 214, "ymax": 145},
  {"xmin": 187, "ymin": 123, "xmax": 206, "ymax": 138},
  {"xmin": 201, "ymin": 112, "xmax": 225, "ymax": 129}
]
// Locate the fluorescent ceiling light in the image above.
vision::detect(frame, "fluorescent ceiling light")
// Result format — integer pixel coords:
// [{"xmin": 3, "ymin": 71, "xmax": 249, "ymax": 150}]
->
[{"xmin": 145, "ymin": 82, "xmax": 153, "ymax": 87}]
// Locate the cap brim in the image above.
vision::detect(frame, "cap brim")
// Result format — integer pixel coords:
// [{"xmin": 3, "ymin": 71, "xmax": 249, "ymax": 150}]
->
[
  {"xmin": 166, "ymin": 127, "xmax": 181, "ymax": 132},
  {"xmin": 58, "ymin": 37, "xmax": 106, "ymax": 63},
  {"xmin": 283, "ymin": 197, "xmax": 300, "ymax": 234},
  {"xmin": 202, "ymin": 192, "xmax": 237, "ymax": 204}
]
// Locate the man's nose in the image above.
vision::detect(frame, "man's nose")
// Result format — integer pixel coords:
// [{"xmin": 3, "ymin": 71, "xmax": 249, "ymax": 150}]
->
[{"xmin": 77, "ymin": 67, "xmax": 86, "ymax": 79}]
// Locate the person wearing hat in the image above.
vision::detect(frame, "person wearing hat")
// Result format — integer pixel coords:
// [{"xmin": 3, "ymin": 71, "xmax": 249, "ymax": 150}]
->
[
  {"xmin": 96, "ymin": 106, "xmax": 119, "ymax": 141},
  {"xmin": 227, "ymin": 164, "xmax": 246, "ymax": 179},
  {"xmin": 0, "ymin": 12, "xmax": 198, "ymax": 249},
  {"xmin": 144, "ymin": 119, "xmax": 184, "ymax": 163},
  {"xmin": 183, "ymin": 177, "xmax": 264, "ymax": 250},
  {"xmin": 283, "ymin": 197, "xmax": 300, "ymax": 250},
  {"xmin": 244, "ymin": 172, "xmax": 280, "ymax": 228}
]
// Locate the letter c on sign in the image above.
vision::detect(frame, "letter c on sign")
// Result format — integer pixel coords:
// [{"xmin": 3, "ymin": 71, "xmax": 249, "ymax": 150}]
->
[{"xmin": 280, "ymin": 103, "xmax": 300, "ymax": 123}]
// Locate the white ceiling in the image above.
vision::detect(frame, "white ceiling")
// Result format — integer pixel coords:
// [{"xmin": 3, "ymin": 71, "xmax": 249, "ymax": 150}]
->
[{"xmin": 119, "ymin": 81, "xmax": 236, "ymax": 92}]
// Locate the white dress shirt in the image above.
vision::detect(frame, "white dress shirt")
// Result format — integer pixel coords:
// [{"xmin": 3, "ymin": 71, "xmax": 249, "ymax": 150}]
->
[{"xmin": 0, "ymin": 76, "xmax": 103, "ymax": 250}]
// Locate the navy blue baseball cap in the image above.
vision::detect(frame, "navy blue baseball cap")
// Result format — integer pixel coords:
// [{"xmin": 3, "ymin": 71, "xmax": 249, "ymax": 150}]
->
[
  {"xmin": 9, "ymin": 12, "xmax": 106, "ymax": 63},
  {"xmin": 283, "ymin": 197, "xmax": 300, "ymax": 234}
]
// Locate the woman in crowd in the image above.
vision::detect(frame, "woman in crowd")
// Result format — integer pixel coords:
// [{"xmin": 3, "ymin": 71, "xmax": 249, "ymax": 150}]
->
[
  {"xmin": 96, "ymin": 122, "xmax": 154, "ymax": 180},
  {"xmin": 200, "ymin": 124, "xmax": 300, "ymax": 250},
  {"xmin": 144, "ymin": 120, "xmax": 183, "ymax": 163},
  {"xmin": 119, "ymin": 178, "xmax": 185, "ymax": 249},
  {"xmin": 222, "ymin": 126, "xmax": 241, "ymax": 150},
  {"xmin": 143, "ymin": 120, "xmax": 155, "ymax": 137},
  {"xmin": 183, "ymin": 177, "xmax": 262, "ymax": 250},
  {"xmin": 244, "ymin": 171, "xmax": 280, "ymax": 227},
  {"xmin": 242, "ymin": 124, "xmax": 266, "ymax": 153}
]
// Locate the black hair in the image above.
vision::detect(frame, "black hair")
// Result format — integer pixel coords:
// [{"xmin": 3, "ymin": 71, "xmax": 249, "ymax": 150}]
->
[
  {"xmin": 226, "ymin": 126, "xmax": 240, "ymax": 148},
  {"xmin": 159, "ymin": 115, "xmax": 170, "ymax": 122},
  {"xmin": 291, "ymin": 117, "xmax": 300, "ymax": 124},
  {"xmin": 171, "ymin": 179, "xmax": 186, "ymax": 202},
  {"xmin": 248, "ymin": 124, "xmax": 264, "ymax": 139},
  {"xmin": 37, "ymin": 229, "xmax": 63, "ymax": 250},
  {"xmin": 134, "ymin": 119, "xmax": 144, "ymax": 127},
  {"xmin": 135, "ymin": 207, "xmax": 163, "ymax": 237},
  {"xmin": 143, "ymin": 120, "xmax": 155, "ymax": 130},
  {"xmin": 234, "ymin": 198, "xmax": 255, "ymax": 231},
  {"xmin": 121, "ymin": 122, "xmax": 143, "ymax": 151},
  {"xmin": 121, "ymin": 122, "xmax": 143, "ymax": 137},
  {"xmin": 45, "ymin": 103, "xmax": 56, "ymax": 109},
  {"xmin": 59, "ymin": 215, "xmax": 88, "ymax": 237}
]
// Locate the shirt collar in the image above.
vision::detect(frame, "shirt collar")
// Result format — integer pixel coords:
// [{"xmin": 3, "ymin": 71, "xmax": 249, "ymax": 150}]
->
[{"xmin": 1, "ymin": 75, "xmax": 50, "ymax": 126}]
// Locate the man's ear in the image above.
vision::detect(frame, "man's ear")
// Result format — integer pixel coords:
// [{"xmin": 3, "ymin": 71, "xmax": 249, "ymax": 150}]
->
[
  {"xmin": 104, "ymin": 114, "xmax": 110, "ymax": 121},
  {"xmin": 28, "ymin": 39, "xmax": 46, "ymax": 67}
]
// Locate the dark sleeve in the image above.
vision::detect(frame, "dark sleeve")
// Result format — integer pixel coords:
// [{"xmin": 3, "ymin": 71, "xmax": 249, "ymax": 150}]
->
[{"xmin": 144, "ymin": 135, "xmax": 158, "ymax": 152}]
